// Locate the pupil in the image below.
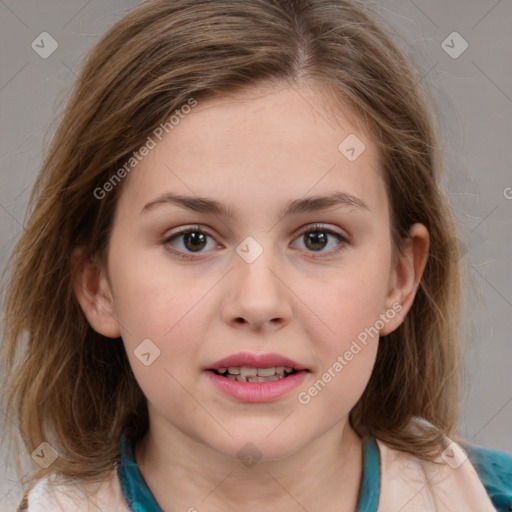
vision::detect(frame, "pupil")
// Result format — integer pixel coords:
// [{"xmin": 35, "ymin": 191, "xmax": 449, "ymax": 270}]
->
[
  {"xmin": 184, "ymin": 232, "xmax": 207, "ymax": 252},
  {"xmin": 305, "ymin": 231, "xmax": 327, "ymax": 251}
]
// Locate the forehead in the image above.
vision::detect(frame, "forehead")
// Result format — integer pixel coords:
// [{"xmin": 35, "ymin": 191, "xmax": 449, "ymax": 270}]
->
[{"xmin": 118, "ymin": 83, "xmax": 388, "ymax": 223}]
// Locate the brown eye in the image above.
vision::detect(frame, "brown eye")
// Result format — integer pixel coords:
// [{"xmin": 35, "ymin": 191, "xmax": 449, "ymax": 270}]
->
[
  {"xmin": 303, "ymin": 231, "xmax": 329, "ymax": 251},
  {"xmin": 292, "ymin": 224, "xmax": 348, "ymax": 256},
  {"xmin": 163, "ymin": 226, "xmax": 218, "ymax": 258},
  {"xmin": 181, "ymin": 231, "xmax": 208, "ymax": 252}
]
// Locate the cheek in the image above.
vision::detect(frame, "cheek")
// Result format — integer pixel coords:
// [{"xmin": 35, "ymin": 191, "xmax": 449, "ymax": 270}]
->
[
  {"xmin": 293, "ymin": 250, "xmax": 390, "ymax": 404},
  {"xmin": 303, "ymin": 257, "xmax": 391, "ymax": 348},
  {"xmin": 111, "ymin": 263, "xmax": 211, "ymax": 418},
  {"xmin": 106, "ymin": 246, "xmax": 220, "ymax": 404},
  {"xmin": 108, "ymin": 241, "xmax": 209, "ymax": 340},
  {"xmin": 295, "ymin": 279, "xmax": 382, "ymax": 419}
]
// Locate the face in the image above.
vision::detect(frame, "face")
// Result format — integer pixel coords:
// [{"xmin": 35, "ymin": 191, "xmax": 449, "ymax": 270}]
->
[{"xmin": 80, "ymin": 83, "xmax": 416, "ymax": 462}]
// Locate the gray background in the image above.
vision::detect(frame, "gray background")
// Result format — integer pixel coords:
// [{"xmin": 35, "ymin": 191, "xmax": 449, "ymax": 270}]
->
[{"xmin": 1, "ymin": 0, "xmax": 511, "ymax": 509}]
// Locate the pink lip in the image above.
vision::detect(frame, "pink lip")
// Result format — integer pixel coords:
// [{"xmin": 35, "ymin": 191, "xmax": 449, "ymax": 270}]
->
[
  {"xmin": 205, "ymin": 369, "xmax": 309, "ymax": 403},
  {"xmin": 206, "ymin": 351, "xmax": 308, "ymax": 371},
  {"xmin": 204, "ymin": 351, "xmax": 310, "ymax": 403}
]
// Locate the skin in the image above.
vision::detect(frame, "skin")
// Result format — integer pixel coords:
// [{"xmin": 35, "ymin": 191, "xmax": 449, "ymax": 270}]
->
[{"xmin": 74, "ymin": 81, "xmax": 429, "ymax": 512}]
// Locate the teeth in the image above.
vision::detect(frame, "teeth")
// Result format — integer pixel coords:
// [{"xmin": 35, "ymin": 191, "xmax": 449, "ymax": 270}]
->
[
  {"xmin": 239, "ymin": 366, "xmax": 258, "ymax": 377},
  {"xmin": 224, "ymin": 366, "xmax": 289, "ymax": 376},
  {"xmin": 257, "ymin": 367, "xmax": 276, "ymax": 377},
  {"xmin": 231, "ymin": 374, "xmax": 285, "ymax": 383},
  {"xmin": 214, "ymin": 366, "xmax": 298, "ymax": 381},
  {"xmin": 249, "ymin": 375, "xmax": 281, "ymax": 383}
]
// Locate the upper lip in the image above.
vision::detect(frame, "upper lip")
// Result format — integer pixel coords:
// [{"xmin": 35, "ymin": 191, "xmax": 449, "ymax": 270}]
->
[{"xmin": 206, "ymin": 352, "xmax": 309, "ymax": 371}]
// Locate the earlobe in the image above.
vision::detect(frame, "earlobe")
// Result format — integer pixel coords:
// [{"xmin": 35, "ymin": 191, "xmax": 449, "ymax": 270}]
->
[
  {"xmin": 380, "ymin": 223, "xmax": 430, "ymax": 336},
  {"xmin": 71, "ymin": 247, "xmax": 121, "ymax": 338}
]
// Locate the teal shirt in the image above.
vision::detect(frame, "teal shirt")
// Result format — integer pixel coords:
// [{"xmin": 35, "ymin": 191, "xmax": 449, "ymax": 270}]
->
[
  {"xmin": 463, "ymin": 442, "xmax": 512, "ymax": 512},
  {"xmin": 117, "ymin": 435, "xmax": 512, "ymax": 512}
]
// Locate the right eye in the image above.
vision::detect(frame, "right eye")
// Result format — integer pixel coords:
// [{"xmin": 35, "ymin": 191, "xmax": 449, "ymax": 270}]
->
[{"xmin": 162, "ymin": 225, "xmax": 221, "ymax": 259}]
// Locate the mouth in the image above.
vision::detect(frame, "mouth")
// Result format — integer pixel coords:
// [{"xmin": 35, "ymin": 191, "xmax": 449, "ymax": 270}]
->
[
  {"xmin": 209, "ymin": 366, "xmax": 299, "ymax": 383},
  {"xmin": 204, "ymin": 358, "xmax": 310, "ymax": 402}
]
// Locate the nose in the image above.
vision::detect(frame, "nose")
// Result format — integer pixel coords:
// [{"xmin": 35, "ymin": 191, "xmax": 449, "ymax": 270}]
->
[{"xmin": 221, "ymin": 247, "xmax": 292, "ymax": 332}]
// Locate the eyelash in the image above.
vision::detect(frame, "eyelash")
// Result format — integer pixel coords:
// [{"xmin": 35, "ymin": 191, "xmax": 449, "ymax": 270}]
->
[{"xmin": 162, "ymin": 223, "xmax": 349, "ymax": 260}]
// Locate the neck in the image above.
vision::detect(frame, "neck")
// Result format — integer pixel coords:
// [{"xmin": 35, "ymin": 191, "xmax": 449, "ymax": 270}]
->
[{"xmin": 134, "ymin": 416, "xmax": 364, "ymax": 512}]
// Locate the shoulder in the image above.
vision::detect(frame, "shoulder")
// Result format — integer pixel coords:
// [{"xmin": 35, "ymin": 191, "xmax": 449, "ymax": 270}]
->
[
  {"xmin": 462, "ymin": 441, "xmax": 512, "ymax": 512},
  {"xmin": 375, "ymin": 437, "xmax": 502, "ymax": 511},
  {"xmin": 17, "ymin": 468, "xmax": 131, "ymax": 511}
]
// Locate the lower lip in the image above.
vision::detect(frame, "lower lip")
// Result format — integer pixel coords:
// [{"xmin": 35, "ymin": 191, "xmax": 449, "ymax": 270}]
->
[{"xmin": 205, "ymin": 370, "xmax": 309, "ymax": 403}]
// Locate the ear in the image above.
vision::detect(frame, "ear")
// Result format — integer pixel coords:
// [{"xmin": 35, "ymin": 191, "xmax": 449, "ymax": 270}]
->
[
  {"xmin": 380, "ymin": 223, "xmax": 430, "ymax": 336},
  {"xmin": 71, "ymin": 247, "xmax": 121, "ymax": 338}
]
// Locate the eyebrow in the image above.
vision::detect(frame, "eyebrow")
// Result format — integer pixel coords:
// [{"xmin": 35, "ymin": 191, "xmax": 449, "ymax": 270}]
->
[{"xmin": 140, "ymin": 191, "xmax": 369, "ymax": 218}]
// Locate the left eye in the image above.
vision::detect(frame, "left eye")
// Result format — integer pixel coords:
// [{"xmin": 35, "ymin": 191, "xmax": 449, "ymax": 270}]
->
[{"xmin": 291, "ymin": 225, "xmax": 347, "ymax": 254}]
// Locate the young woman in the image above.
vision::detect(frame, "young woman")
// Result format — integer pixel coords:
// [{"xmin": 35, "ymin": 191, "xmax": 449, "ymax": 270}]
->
[{"xmin": 2, "ymin": 0, "xmax": 511, "ymax": 510}]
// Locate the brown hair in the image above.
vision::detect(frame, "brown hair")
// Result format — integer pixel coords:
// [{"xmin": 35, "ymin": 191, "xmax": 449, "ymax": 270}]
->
[{"xmin": 1, "ymin": 0, "xmax": 463, "ymax": 489}]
